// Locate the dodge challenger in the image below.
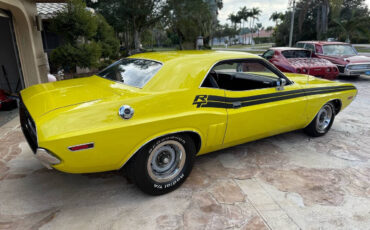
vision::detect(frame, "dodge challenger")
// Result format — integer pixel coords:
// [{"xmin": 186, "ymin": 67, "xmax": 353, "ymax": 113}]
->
[{"xmin": 20, "ymin": 51, "xmax": 357, "ymax": 195}]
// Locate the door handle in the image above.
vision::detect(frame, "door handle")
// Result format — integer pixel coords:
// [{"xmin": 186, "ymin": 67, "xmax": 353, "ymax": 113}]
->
[{"xmin": 232, "ymin": 101, "xmax": 242, "ymax": 109}]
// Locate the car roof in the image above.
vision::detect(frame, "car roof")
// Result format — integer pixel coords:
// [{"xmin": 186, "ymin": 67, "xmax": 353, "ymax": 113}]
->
[
  {"xmin": 297, "ymin": 41, "xmax": 350, "ymax": 45},
  {"xmin": 128, "ymin": 50, "xmax": 262, "ymax": 91},
  {"xmin": 130, "ymin": 50, "xmax": 260, "ymax": 64},
  {"xmin": 270, "ymin": 47, "xmax": 308, "ymax": 51}
]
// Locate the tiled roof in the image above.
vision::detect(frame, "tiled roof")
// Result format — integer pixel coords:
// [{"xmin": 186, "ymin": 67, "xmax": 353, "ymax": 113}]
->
[{"xmin": 36, "ymin": 3, "xmax": 67, "ymax": 19}]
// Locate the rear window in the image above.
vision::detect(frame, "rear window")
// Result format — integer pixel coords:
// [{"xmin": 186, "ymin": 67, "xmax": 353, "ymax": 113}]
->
[
  {"xmin": 282, "ymin": 50, "xmax": 312, "ymax": 58},
  {"xmin": 98, "ymin": 58, "xmax": 162, "ymax": 88}
]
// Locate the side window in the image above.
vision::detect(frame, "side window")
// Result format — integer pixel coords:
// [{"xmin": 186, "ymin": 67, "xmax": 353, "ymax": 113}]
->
[
  {"xmin": 262, "ymin": 50, "xmax": 275, "ymax": 60},
  {"xmin": 201, "ymin": 59, "xmax": 284, "ymax": 91},
  {"xmin": 305, "ymin": 44, "xmax": 315, "ymax": 53},
  {"xmin": 296, "ymin": 42, "xmax": 305, "ymax": 48},
  {"xmin": 315, "ymin": 45, "xmax": 323, "ymax": 54}
]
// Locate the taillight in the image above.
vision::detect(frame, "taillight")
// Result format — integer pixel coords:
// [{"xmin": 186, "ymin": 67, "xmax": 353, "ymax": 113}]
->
[
  {"xmin": 327, "ymin": 68, "xmax": 331, "ymax": 72},
  {"xmin": 296, "ymin": 68, "xmax": 301, "ymax": 73},
  {"xmin": 333, "ymin": 67, "xmax": 337, "ymax": 72},
  {"xmin": 302, "ymin": 68, "xmax": 307, "ymax": 73}
]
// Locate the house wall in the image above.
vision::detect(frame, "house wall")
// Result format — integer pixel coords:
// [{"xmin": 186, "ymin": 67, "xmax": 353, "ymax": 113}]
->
[{"xmin": 0, "ymin": 0, "xmax": 48, "ymax": 88}]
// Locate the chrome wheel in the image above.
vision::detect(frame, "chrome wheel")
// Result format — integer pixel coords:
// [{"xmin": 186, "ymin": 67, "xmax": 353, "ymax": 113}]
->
[
  {"xmin": 316, "ymin": 104, "xmax": 333, "ymax": 133},
  {"xmin": 147, "ymin": 140, "xmax": 186, "ymax": 183}
]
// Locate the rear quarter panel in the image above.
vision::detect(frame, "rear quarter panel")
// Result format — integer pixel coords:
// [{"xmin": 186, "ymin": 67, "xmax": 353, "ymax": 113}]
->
[
  {"xmin": 290, "ymin": 75, "xmax": 357, "ymax": 126},
  {"xmin": 38, "ymin": 89, "xmax": 226, "ymax": 173}
]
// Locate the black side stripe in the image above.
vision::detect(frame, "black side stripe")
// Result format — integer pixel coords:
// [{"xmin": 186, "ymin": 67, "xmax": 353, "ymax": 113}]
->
[
  {"xmin": 207, "ymin": 86, "xmax": 355, "ymax": 103},
  {"xmin": 195, "ymin": 86, "xmax": 356, "ymax": 109}
]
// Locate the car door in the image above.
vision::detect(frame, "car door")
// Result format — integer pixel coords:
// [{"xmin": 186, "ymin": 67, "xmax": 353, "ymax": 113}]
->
[{"xmin": 213, "ymin": 59, "xmax": 308, "ymax": 146}]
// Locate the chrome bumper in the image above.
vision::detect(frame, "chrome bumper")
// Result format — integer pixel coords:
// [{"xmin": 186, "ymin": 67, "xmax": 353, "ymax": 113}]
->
[
  {"xmin": 35, "ymin": 148, "xmax": 61, "ymax": 169},
  {"xmin": 341, "ymin": 63, "xmax": 370, "ymax": 76}
]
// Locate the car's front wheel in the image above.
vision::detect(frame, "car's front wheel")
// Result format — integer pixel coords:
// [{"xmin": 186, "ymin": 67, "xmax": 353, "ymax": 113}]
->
[
  {"xmin": 304, "ymin": 102, "xmax": 335, "ymax": 137},
  {"xmin": 126, "ymin": 134, "xmax": 196, "ymax": 195}
]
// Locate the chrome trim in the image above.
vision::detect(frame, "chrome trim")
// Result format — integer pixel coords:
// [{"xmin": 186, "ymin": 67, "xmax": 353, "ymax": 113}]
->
[
  {"xmin": 342, "ymin": 63, "xmax": 370, "ymax": 76},
  {"xmin": 198, "ymin": 58, "xmax": 292, "ymax": 89},
  {"xmin": 118, "ymin": 130, "xmax": 202, "ymax": 170},
  {"xmin": 35, "ymin": 148, "xmax": 61, "ymax": 169},
  {"xmin": 68, "ymin": 142, "xmax": 95, "ymax": 152}
]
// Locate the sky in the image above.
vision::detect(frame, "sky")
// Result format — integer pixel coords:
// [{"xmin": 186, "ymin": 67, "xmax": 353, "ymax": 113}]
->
[{"xmin": 218, "ymin": 0, "xmax": 370, "ymax": 28}]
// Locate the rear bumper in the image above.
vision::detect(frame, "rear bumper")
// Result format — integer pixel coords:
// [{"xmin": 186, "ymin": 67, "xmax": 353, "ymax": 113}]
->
[{"xmin": 35, "ymin": 148, "xmax": 61, "ymax": 169}]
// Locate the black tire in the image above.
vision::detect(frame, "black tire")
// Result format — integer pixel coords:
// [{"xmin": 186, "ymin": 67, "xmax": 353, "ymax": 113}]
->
[
  {"xmin": 126, "ymin": 134, "xmax": 196, "ymax": 195},
  {"xmin": 304, "ymin": 102, "xmax": 335, "ymax": 137}
]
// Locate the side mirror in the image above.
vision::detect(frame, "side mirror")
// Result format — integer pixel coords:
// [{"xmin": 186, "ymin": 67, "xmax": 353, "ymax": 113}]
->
[{"xmin": 276, "ymin": 78, "xmax": 287, "ymax": 91}]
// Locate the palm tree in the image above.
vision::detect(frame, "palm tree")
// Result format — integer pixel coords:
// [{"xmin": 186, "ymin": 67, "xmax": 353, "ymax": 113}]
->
[
  {"xmin": 256, "ymin": 22, "xmax": 263, "ymax": 43},
  {"xmin": 237, "ymin": 6, "xmax": 249, "ymax": 44},
  {"xmin": 296, "ymin": 0, "xmax": 332, "ymax": 39},
  {"xmin": 270, "ymin": 11, "xmax": 284, "ymax": 27},
  {"xmin": 249, "ymin": 7, "xmax": 261, "ymax": 45},
  {"xmin": 228, "ymin": 13, "xmax": 238, "ymax": 30},
  {"xmin": 227, "ymin": 13, "xmax": 241, "ymax": 44}
]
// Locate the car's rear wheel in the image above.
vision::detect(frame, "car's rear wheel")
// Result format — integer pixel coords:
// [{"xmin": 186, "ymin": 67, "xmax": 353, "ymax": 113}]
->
[
  {"xmin": 126, "ymin": 134, "xmax": 196, "ymax": 195},
  {"xmin": 304, "ymin": 102, "xmax": 335, "ymax": 137}
]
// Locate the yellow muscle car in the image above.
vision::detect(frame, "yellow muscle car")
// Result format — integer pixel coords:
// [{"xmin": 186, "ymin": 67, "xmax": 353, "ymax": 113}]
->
[{"xmin": 20, "ymin": 51, "xmax": 357, "ymax": 195}]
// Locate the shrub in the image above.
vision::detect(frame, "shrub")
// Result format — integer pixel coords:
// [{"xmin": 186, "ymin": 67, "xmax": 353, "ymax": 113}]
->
[{"xmin": 49, "ymin": 0, "xmax": 119, "ymax": 73}]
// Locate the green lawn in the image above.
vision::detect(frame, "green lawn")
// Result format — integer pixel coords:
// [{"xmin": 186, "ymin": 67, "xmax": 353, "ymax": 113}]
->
[
  {"xmin": 355, "ymin": 47, "xmax": 370, "ymax": 53},
  {"xmin": 145, "ymin": 47, "xmax": 177, "ymax": 52}
]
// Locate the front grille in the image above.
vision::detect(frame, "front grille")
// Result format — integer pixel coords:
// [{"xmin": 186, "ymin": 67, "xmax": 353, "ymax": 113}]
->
[
  {"xmin": 19, "ymin": 98, "xmax": 38, "ymax": 153},
  {"xmin": 347, "ymin": 63, "xmax": 370, "ymax": 70}
]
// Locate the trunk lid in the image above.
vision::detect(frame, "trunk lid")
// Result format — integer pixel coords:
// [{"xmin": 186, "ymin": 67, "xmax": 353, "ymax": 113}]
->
[{"xmin": 21, "ymin": 76, "xmax": 139, "ymax": 119}]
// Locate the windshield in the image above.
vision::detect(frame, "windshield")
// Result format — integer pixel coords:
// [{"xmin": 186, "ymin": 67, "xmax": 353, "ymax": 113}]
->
[
  {"xmin": 322, "ymin": 45, "xmax": 357, "ymax": 56},
  {"xmin": 282, "ymin": 50, "xmax": 312, "ymax": 58},
  {"xmin": 98, "ymin": 58, "xmax": 162, "ymax": 88}
]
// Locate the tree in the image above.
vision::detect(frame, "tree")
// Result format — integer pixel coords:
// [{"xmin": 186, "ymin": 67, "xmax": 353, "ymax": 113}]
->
[
  {"xmin": 237, "ymin": 7, "xmax": 249, "ymax": 43},
  {"xmin": 249, "ymin": 7, "xmax": 261, "ymax": 44},
  {"xmin": 50, "ymin": 0, "xmax": 119, "ymax": 72},
  {"xmin": 266, "ymin": 26, "xmax": 274, "ymax": 32},
  {"xmin": 238, "ymin": 7, "xmax": 249, "ymax": 31},
  {"xmin": 166, "ymin": 0, "xmax": 215, "ymax": 49},
  {"xmin": 89, "ymin": 0, "xmax": 167, "ymax": 50},
  {"xmin": 228, "ymin": 13, "xmax": 240, "ymax": 30},
  {"xmin": 270, "ymin": 11, "xmax": 284, "ymax": 27},
  {"xmin": 256, "ymin": 23, "xmax": 263, "ymax": 42},
  {"xmin": 94, "ymin": 14, "xmax": 120, "ymax": 59},
  {"xmin": 274, "ymin": 0, "xmax": 370, "ymax": 45}
]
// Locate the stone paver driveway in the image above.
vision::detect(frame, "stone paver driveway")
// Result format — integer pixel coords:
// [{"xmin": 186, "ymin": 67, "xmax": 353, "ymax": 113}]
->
[{"xmin": 0, "ymin": 76, "xmax": 369, "ymax": 230}]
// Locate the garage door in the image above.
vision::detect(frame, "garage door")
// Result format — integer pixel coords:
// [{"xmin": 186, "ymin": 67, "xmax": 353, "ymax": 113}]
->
[{"xmin": 0, "ymin": 10, "xmax": 24, "ymax": 94}]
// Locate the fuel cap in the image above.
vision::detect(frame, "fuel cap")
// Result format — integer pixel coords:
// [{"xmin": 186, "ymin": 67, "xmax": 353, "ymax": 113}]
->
[{"xmin": 119, "ymin": 105, "xmax": 134, "ymax": 119}]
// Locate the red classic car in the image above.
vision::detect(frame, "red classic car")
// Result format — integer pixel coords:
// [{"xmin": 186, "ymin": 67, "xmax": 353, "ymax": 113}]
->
[
  {"xmin": 262, "ymin": 47, "xmax": 339, "ymax": 80},
  {"xmin": 296, "ymin": 41, "xmax": 370, "ymax": 76}
]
